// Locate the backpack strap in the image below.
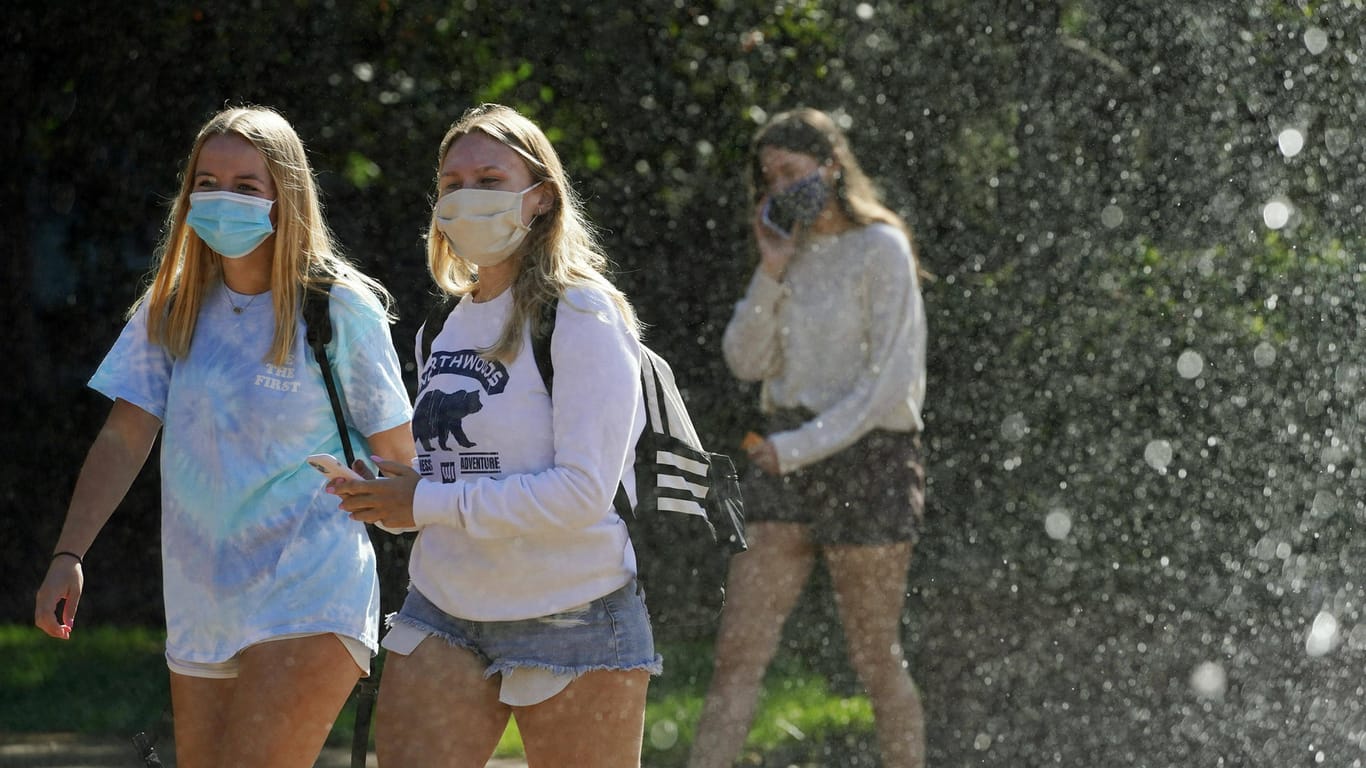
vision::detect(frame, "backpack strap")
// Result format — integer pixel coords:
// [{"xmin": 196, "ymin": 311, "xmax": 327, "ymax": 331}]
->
[
  {"xmin": 529, "ymin": 298, "xmax": 635, "ymax": 519},
  {"xmin": 418, "ymin": 295, "xmax": 457, "ymax": 371},
  {"xmin": 303, "ymin": 284, "xmax": 355, "ymax": 466},
  {"xmin": 531, "ymin": 299, "xmax": 556, "ymax": 393}
]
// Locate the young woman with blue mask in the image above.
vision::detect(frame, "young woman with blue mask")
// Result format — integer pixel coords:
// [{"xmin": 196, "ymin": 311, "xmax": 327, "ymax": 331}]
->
[
  {"xmin": 329, "ymin": 103, "xmax": 659, "ymax": 767},
  {"xmin": 33, "ymin": 106, "xmax": 415, "ymax": 768},
  {"xmin": 690, "ymin": 108, "xmax": 930, "ymax": 768}
]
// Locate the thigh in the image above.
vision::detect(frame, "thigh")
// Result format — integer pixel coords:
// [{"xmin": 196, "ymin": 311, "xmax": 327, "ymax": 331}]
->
[
  {"xmin": 713, "ymin": 522, "xmax": 817, "ymax": 656},
  {"xmin": 376, "ymin": 636, "xmax": 509, "ymax": 768},
  {"xmin": 217, "ymin": 634, "xmax": 362, "ymax": 768},
  {"xmin": 169, "ymin": 672, "xmax": 236, "ymax": 768},
  {"xmin": 514, "ymin": 668, "xmax": 650, "ymax": 768},
  {"xmin": 824, "ymin": 542, "xmax": 914, "ymax": 662}
]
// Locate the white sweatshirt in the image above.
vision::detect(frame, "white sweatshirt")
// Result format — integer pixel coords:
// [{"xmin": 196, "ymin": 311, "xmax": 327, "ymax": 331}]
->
[
  {"xmin": 723, "ymin": 222, "xmax": 926, "ymax": 474},
  {"xmin": 408, "ymin": 285, "xmax": 645, "ymax": 621}
]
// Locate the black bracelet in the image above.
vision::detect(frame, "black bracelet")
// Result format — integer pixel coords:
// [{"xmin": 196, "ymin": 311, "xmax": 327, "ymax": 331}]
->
[{"xmin": 52, "ymin": 551, "xmax": 83, "ymax": 566}]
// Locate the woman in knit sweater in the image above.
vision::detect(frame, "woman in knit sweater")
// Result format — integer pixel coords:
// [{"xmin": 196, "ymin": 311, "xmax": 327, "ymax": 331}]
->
[{"xmin": 690, "ymin": 107, "xmax": 929, "ymax": 768}]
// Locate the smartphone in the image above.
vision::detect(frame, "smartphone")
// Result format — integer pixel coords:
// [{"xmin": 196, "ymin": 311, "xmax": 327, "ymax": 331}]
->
[
  {"xmin": 760, "ymin": 198, "xmax": 794, "ymax": 238},
  {"xmin": 306, "ymin": 453, "xmax": 363, "ymax": 482}
]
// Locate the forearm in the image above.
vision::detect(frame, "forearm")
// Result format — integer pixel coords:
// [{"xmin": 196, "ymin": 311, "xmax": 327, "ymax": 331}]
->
[
  {"xmin": 53, "ymin": 400, "xmax": 161, "ymax": 556},
  {"xmin": 366, "ymin": 422, "xmax": 417, "ymax": 466},
  {"xmin": 722, "ymin": 270, "xmax": 786, "ymax": 381}
]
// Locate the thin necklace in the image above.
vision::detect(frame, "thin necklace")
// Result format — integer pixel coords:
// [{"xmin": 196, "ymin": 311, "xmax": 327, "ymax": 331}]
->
[{"xmin": 223, "ymin": 284, "xmax": 262, "ymax": 315}]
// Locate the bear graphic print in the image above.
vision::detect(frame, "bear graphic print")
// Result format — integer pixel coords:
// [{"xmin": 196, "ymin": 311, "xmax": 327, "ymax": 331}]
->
[
  {"xmin": 414, "ymin": 344, "xmax": 527, "ymax": 483},
  {"xmin": 413, "ymin": 388, "xmax": 482, "ymax": 450}
]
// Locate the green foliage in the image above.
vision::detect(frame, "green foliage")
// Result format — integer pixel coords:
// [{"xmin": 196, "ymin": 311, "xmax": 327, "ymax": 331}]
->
[
  {"xmin": 1, "ymin": 628, "xmax": 878, "ymax": 764},
  {"xmin": 0, "ymin": 625, "xmax": 168, "ymax": 734}
]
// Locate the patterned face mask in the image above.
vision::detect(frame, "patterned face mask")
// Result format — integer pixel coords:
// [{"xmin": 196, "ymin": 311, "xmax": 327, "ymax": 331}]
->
[{"xmin": 762, "ymin": 171, "xmax": 829, "ymax": 237}]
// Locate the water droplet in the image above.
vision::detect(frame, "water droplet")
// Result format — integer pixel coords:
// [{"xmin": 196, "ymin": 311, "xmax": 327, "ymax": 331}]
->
[
  {"xmin": 1304, "ymin": 26, "xmax": 1329, "ymax": 55},
  {"xmin": 1277, "ymin": 128, "xmax": 1304, "ymax": 158},
  {"xmin": 1306, "ymin": 611, "xmax": 1338, "ymax": 657},
  {"xmin": 1101, "ymin": 204, "xmax": 1124, "ymax": 228},
  {"xmin": 1000, "ymin": 412, "xmax": 1029, "ymax": 442},
  {"xmin": 1262, "ymin": 200, "xmax": 1291, "ymax": 229},
  {"xmin": 1253, "ymin": 341, "xmax": 1276, "ymax": 367},
  {"xmin": 648, "ymin": 719, "xmax": 679, "ymax": 750},
  {"xmin": 1190, "ymin": 661, "xmax": 1227, "ymax": 699},
  {"xmin": 1311, "ymin": 490, "xmax": 1339, "ymax": 518},
  {"xmin": 1176, "ymin": 349, "xmax": 1204, "ymax": 379},
  {"xmin": 1044, "ymin": 510, "xmax": 1072, "ymax": 540},
  {"xmin": 1144, "ymin": 440, "xmax": 1173, "ymax": 472}
]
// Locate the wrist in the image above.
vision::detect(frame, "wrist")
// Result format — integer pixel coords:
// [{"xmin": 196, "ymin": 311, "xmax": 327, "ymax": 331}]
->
[
  {"xmin": 759, "ymin": 261, "xmax": 786, "ymax": 281},
  {"xmin": 52, "ymin": 550, "xmax": 84, "ymax": 566}
]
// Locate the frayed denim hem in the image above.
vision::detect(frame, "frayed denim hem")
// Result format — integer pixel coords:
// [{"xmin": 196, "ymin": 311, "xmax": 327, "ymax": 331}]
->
[
  {"xmin": 385, "ymin": 612, "xmax": 491, "ymax": 664},
  {"xmin": 485, "ymin": 653, "xmax": 664, "ymax": 681}
]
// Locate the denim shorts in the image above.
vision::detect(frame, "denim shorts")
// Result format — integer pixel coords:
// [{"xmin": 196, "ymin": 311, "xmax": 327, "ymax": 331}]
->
[{"xmin": 385, "ymin": 582, "xmax": 662, "ymax": 699}]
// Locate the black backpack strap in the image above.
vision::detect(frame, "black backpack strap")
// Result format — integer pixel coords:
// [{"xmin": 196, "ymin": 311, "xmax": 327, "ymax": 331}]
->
[
  {"xmin": 530, "ymin": 298, "xmax": 631, "ymax": 516},
  {"xmin": 530, "ymin": 297, "xmax": 557, "ymax": 393},
  {"xmin": 303, "ymin": 284, "xmax": 355, "ymax": 466},
  {"xmin": 419, "ymin": 295, "xmax": 457, "ymax": 371},
  {"xmin": 350, "ymin": 677, "xmax": 378, "ymax": 768},
  {"xmin": 303, "ymin": 283, "xmax": 377, "ymax": 768}
]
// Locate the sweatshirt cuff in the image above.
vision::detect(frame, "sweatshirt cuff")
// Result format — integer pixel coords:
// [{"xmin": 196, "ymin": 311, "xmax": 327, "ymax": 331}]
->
[
  {"xmin": 411, "ymin": 478, "xmax": 465, "ymax": 529},
  {"xmin": 769, "ymin": 430, "xmax": 809, "ymax": 475},
  {"xmin": 747, "ymin": 269, "xmax": 786, "ymax": 305}
]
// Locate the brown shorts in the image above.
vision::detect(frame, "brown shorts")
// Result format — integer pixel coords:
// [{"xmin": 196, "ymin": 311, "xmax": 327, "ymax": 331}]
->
[{"xmin": 743, "ymin": 416, "xmax": 925, "ymax": 546}]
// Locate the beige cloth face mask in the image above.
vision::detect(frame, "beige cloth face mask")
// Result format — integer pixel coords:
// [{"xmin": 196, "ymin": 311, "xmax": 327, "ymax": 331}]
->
[{"xmin": 434, "ymin": 182, "xmax": 542, "ymax": 267}]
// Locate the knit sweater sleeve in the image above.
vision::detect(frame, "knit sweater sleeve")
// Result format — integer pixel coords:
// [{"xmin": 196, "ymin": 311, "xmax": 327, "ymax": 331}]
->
[
  {"xmin": 722, "ymin": 269, "xmax": 787, "ymax": 382},
  {"xmin": 769, "ymin": 227, "xmax": 924, "ymax": 473},
  {"xmin": 410, "ymin": 288, "xmax": 642, "ymax": 538}
]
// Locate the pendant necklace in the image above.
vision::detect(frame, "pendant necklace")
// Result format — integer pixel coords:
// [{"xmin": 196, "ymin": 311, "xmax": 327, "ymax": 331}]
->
[{"xmin": 224, "ymin": 284, "xmax": 262, "ymax": 315}]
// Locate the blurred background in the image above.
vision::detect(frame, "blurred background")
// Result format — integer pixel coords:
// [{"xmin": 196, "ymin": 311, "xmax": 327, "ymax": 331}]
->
[{"xmin": 5, "ymin": 1, "xmax": 1366, "ymax": 764}]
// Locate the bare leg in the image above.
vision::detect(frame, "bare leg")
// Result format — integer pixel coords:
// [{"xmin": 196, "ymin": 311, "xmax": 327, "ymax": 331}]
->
[
  {"xmin": 169, "ymin": 673, "xmax": 235, "ymax": 768},
  {"xmin": 218, "ymin": 634, "xmax": 362, "ymax": 768},
  {"xmin": 825, "ymin": 542, "xmax": 924, "ymax": 768},
  {"xmin": 172, "ymin": 635, "xmax": 362, "ymax": 768},
  {"xmin": 514, "ymin": 669, "xmax": 651, "ymax": 768},
  {"xmin": 688, "ymin": 522, "xmax": 817, "ymax": 768},
  {"xmin": 374, "ymin": 637, "xmax": 508, "ymax": 767}
]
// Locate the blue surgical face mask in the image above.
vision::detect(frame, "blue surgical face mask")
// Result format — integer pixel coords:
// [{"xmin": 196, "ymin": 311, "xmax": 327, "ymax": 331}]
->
[{"xmin": 186, "ymin": 190, "xmax": 276, "ymax": 259}]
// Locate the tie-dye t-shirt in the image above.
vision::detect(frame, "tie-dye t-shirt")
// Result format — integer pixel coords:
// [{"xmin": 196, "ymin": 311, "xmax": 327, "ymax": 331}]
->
[{"xmin": 89, "ymin": 282, "xmax": 413, "ymax": 664}]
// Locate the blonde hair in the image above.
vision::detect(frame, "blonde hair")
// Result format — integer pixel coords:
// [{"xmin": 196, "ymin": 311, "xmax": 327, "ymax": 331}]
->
[
  {"xmin": 426, "ymin": 103, "xmax": 638, "ymax": 362},
  {"xmin": 751, "ymin": 107, "xmax": 928, "ymax": 279},
  {"xmin": 137, "ymin": 105, "xmax": 393, "ymax": 366}
]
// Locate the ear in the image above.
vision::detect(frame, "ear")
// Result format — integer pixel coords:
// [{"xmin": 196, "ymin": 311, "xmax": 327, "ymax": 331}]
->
[{"xmin": 535, "ymin": 187, "xmax": 556, "ymax": 215}]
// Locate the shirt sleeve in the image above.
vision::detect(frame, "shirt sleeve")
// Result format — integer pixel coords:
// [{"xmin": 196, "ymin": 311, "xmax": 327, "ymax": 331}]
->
[
  {"xmin": 329, "ymin": 285, "xmax": 414, "ymax": 438},
  {"xmin": 769, "ymin": 229, "xmax": 925, "ymax": 473},
  {"xmin": 88, "ymin": 302, "xmax": 172, "ymax": 421},
  {"xmin": 722, "ymin": 269, "xmax": 787, "ymax": 382},
  {"xmin": 411, "ymin": 287, "xmax": 643, "ymax": 538}
]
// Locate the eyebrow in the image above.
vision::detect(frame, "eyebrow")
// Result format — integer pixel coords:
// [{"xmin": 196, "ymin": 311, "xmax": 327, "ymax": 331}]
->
[
  {"xmin": 193, "ymin": 170, "xmax": 269, "ymax": 182},
  {"xmin": 440, "ymin": 165, "xmax": 508, "ymax": 177}
]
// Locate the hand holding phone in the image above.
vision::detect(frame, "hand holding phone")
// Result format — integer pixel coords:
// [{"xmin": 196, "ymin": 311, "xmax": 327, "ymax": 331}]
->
[
  {"xmin": 760, "ymin": 198, "xmax": 795, "ymax": 239},
  {"xmin": 306, "ymin": 453, "xmax": 363, "ymax": 482}
]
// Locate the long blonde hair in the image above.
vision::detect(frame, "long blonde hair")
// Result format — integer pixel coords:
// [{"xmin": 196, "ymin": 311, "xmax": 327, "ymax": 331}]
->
[
  {"xmin": 426, "ymin": 103, "xmax": 638, "ymax": 362},
  {"xmin": 138, "ymin": 105, "xmax": 393, "ymax": 366},
  {"xmin": 751, "ymin": 108, "xmax": 928, "ymax": 279}
]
